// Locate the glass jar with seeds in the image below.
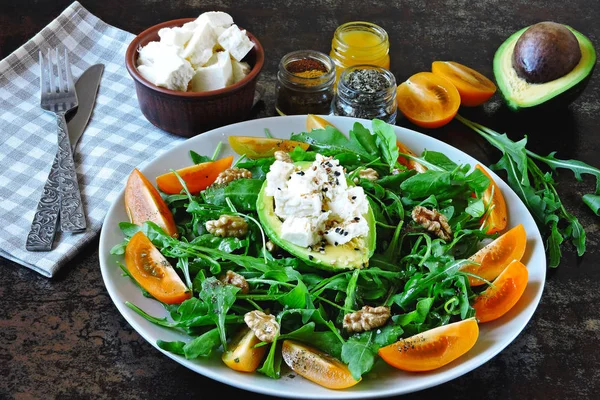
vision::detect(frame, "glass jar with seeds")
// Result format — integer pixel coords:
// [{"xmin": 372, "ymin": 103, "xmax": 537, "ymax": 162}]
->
[{"xmin": 332, "ymin": 65, "xmax": 398, "ymax": 123}]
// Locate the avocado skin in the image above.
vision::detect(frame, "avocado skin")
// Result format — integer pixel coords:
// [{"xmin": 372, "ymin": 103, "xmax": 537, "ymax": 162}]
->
[
  {"xmin": 494, "ymin": 24, "xmax": 596, "ymax": 111},
  {"xmin": 256, "ymin": 163, "xmax": 376, "ymax": 272}
]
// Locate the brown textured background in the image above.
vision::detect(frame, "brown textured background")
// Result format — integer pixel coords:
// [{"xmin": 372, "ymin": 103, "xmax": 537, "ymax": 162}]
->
[{"xmin": 1, "ymin": 0, "xmax": 600, "ymax": 399}]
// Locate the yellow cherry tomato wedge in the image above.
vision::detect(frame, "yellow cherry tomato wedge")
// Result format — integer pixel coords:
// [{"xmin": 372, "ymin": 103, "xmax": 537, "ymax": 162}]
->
[
  {"xmin": 473, "ymin": 260, "xmax": 529, "ymax": 323},
  {"xmin": 228, "ymin": 136, "xmax": 310, "ymax": 159},
  {"xmin": 125, "ymin": 168, "xmax": 178, "ymax": 237},
  {"xmin": 476, "ymin": 164, "xmax": 507, "ymax": 234},
  {"xmin": 306, "ymin": 114, "xmax": 337, "ymax": 131},
  {"xmin": 396, "ymin": 139, "xmax": 427, "ymax": 173},
  {"xmin": 281, "ymin": 340, "xmax": 360, "ymax": 390},
  {"xmin": 378, "ymin": 318, "xmax": 479, "ymax": 372},
  {"xmin": 222, "ymin": 327, "xmax": 267, "ymax": 372},
  {"xmin": 397, "ymin": 72, "xmax": 461, "ymax": 129},
  {"xmin": 125, "ymin": 232, "xmax": 191, "ymax": 304},
  {"xmin": 460, "ymin": 224, "xmax": 527, "ymax": 286},
  {"xmin": 431, "ymin": 61, "xmax": 496, "ymax": 107},
  {"xmin": 156, "ymin": 156, "xmax": 233, "ymax": 194}
]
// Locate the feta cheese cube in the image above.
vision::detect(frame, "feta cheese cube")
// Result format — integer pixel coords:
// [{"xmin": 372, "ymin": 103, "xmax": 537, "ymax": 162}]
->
[
  {"xmin": 324, "ymin": 218, "xmax": 369, "ymax": 246},
  {"xmin": 158, "ymin": 23, "xmax": 196, "ymax": 47},
  {"xmin": 137, "ymin": 41, "xmax": 162, "ymax": 66},
  {"xmin": 265, "ymin": 160, "xmax": 295, "ymax": 196},
  {"xmin": 232, "ymin": 59, "xmax": 251, "ymax": 83},
  {"xmin": 151, "ymin": 56, "xmax": 195, "ymax": 91},
  {"xmin": 218, "ymin": 25, "xmax": 254, "ymax": 62},
  {"xmin": 181, "ymin": 23, "xmax": 218, "ymax": 67},
  {"xmin": 196, "ymin": 11, "xmax": 234, "ymax": 30},
  {"xmin": 280, "ymin": 214, "xmax": 329, "ymax": 248},
  {"xmin": 190, "ymin": 50, "xmax": 233, "ymax": 92},
  {"xmin": 275, "ymin": 192, "xmax": 323, "ymax": 219}
]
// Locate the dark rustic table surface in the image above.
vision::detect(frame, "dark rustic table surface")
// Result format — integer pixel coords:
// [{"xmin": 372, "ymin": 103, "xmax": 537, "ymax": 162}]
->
[{"xmin": 2, "ymin": 0, "xmax": 599, "ymax": 399}]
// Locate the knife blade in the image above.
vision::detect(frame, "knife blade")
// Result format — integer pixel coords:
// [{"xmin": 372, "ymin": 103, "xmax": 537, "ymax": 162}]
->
[
  {"xmin": 68, "ymin": 64, "xmax": 104, "ymax": 148},
  {"xmin": 25, "ymin": 64, "xmax": 104, "ymax": 252}
]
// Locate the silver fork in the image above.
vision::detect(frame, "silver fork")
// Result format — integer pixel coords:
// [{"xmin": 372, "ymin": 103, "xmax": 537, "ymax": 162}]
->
[{"xmin": 38, "ymin": 48, "xmax": 86, "ymax": 233}]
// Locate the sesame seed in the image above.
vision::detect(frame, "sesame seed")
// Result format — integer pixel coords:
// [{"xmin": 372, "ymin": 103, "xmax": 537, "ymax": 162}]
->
[
  {"xmin": 354, "ymin": 248, "xmax": 360, "ymax": 251},
  {"xmin": 351, "ymin": 196, "xmax": 357, "ymax": 200},
  {"xmin": 297, "ymin": 171, "xmax": 305, "ymax": 176},
  {"xmin": 309, "ymin": 255, "xmax": 314, "ymax": 260},
  {"xmin": 335, "ymin": 228, "xmax": 340, "ymax": 233},
  {"xmin": 354, "ymin": 217, "xmax": 360, "ymax": 221},
  {"xmin": 334, "ymin": 242, "xmax": 339, "ymax": 246},
  {"xmin": 344, "ymin": 232, "xmax": 349, "ymax": 236},
  {"xmin": 334, "ymin": 171, "xmax": 341, "ymax": 176},
  {"xmin": 322, "ymin": 187, "xmax": 328, "ymax": 192}
]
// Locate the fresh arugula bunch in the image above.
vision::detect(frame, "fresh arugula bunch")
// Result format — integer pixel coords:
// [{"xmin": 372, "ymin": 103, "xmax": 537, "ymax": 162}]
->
[{"xmin": 457, "ymin": 115, "xmax": 599, "ymax": 267}]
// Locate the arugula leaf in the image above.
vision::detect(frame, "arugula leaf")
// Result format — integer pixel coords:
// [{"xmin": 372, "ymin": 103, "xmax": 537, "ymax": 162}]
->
[
  {"xmin": 190, "ymin": 150, "xmax": 212, "ymax": 164},
  {"xmin": 278, "ymin": 280, "xmax": 308, "ymax": 309},
  {"xmin": 202, "ymin": 179, "xmax": 264, "ymax": 211},
  {"xmin": 422, "ymin": 150, "xmax": 458, "ymax": 171},
  {"xmin": 341, "ymin": 332, "xmax": 378, "ymax": 380},
  {"xmin": 156, "ymin": 340, "xmax": 185, "ymax": 355},
  {"xmin": 583, "ymin": 193, "xmax": 600, "ymax": 215},
  {"xmin": 278, "ymin": 322, "xmax": 343, "ymax": 358},
  {"xmin": 199, "ymin": 278, "xmax": 239, "ymax": 350},
  {"xmin": 400, "ymin": 170, "xmax": 452, "ymax": 199},
  {"xmin": 119, "ymin": 222, "xmax": 141, "ymax": 238},
  {"xmin": 392, "ymin": 297, "xmax": 434, "ymax": 326},
  {"xmin": 350, "ymin": 122, "xmax": 379, "ymax": 155},
  {"xmin": 372, "ymin": 119, "xmax": 399, "ymax": 172},
  {"xmin": 291, "ymin": 125, "xmax": 372, "ymax": 158}
]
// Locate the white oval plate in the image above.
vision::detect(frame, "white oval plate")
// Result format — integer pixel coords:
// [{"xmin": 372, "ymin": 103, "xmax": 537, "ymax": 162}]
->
[{"xmin": 99, "ymin": 115, "xmax": 546, "ymax": 399}]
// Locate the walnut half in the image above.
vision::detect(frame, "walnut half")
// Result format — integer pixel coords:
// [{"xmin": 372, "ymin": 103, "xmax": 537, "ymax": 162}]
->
[
  {"xmin": 219, "ymin": 270, "xmax": 249, "ymax": 294},
  {"xmin": 205, "ymin": 215, "xmax": 248, "ymax": 238},
  {"xmin": 411, "ymin": 205, "xmax": 453, "ymax": 241},
  {"xmin": 353, "ymin": 167, "xmax": 379, "ymax": 183},
  {"xmin": 214, "ymin": 167, "xmax": 252, "ymax": 186},
  {"xmin": 244, "ymin": 310, "xmax": 280, "ymax": 343},
  {"xmin": 274, "ymin": 150, "xmax": 292, "ymax": 163},
  {"xmin": 343, "ymin": 306, "xmax": 391, "ymax": 333}
]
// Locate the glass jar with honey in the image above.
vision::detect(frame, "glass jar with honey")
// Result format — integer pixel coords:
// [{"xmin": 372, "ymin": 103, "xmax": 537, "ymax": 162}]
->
[{"xmin": 329, "ymin": 21, "xmax": 391, "ymax": 84}]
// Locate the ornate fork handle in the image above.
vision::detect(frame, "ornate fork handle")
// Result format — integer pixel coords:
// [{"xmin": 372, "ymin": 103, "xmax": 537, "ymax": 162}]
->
[
  {"xmin": 56, "ymin": 112, "xmax": 86, "ymax": 232},
  {"xmin": 25, "ymin": 150, "xmax": 62, "ymax": 251}
]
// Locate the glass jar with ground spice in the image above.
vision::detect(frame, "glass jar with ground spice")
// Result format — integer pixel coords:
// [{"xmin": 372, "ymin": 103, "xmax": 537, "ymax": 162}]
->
[
  {"xmin": 275, "ymin": 50, "xmax": 336, "ymax": 116},
  {"xmin": 332, "ymin": 65, "xmax": 398, "ymax": 123},
  {"xmin": 330, "ymin": 21, "xmax": 391, "ymax": 85}
]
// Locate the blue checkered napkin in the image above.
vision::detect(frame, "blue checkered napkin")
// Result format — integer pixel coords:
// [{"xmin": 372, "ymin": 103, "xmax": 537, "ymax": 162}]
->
[{"xmin": 0, "ymin": 1, "xmax": 186, "ymax": 277}]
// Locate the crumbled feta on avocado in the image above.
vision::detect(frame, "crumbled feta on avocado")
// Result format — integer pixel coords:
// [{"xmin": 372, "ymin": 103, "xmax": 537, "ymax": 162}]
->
[{"xmin": 265, "ymin": 154, "xmax": 370, "ymax": 248}]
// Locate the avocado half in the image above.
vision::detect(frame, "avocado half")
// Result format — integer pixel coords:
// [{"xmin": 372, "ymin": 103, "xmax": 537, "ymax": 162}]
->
[
  {"xmin": 494, "ymin": 24, "xmax": 596, "ymax": 110},
  {"xmin": 256, "ymin": 162, "xmax": 376, "ymax": 271}
]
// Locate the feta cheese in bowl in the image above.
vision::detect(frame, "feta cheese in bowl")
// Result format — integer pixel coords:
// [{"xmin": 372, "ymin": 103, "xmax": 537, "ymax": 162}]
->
[
  {"xmin": 125, "ymin": 14, "xmax": 264, "ymax": 137},
  {"xmin": 137, "ymin": 12, "xmax": 254, "ymax": 93}
]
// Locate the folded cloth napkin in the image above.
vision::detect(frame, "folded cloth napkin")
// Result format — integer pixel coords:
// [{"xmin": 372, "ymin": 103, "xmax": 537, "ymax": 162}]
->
[{"xmin": 0, "ymin": 1, "xmax": 188, "ymax": 277}]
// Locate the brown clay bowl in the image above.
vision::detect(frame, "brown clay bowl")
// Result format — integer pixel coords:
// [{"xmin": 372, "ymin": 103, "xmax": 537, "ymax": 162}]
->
[{"xmin": 126, "ymin": 18, "xmax": 264, "ymax": 137}]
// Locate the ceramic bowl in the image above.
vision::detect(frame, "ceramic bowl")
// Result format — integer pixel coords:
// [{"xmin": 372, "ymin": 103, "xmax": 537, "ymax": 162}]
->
[{"xmin": 125, "ymin": 18, "xmax": 264, "ymax": 137}]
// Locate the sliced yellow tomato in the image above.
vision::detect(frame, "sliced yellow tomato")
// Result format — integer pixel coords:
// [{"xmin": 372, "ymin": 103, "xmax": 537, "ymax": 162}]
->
[
  {"xmin": 431, "ymin": 61, "xmax": 496, "ymax": 107},
  {"xmin": 156, "ymin": 156, "xmax": 233, "ymax": 194},
  {"xmin": 473, "ymin": 260, "xmax": 529, "ymax": 323},
  {"xmin": 396, "ymin": 139, "xmax": 427, "ymax": 173},
  {"xmin": 222, "ymin": 327, "xmax": 267, "ymax": 372},
  {"xmin": 378, "ymin": 318, "xmax": 479, "ymax": 372},
  {"xmin": 397, "ymin": 72, "xmax": 461, "ymax": 129},
  {"xmin": 460, "ymin": 224, "xmax": 527, "ymax": 286},
  {"xmin": 476, "ymin": 164, "xmax": 507, "ymax": 234},
  {"xmin": 281, "ymin": 340, "xmax": 360, "ymax": 389},
  {"xmin": 228, "ymin": 137, "xmax": 309, "ymax": 159},
  {"xmin": 125, "ymin": 168, "xmax": 178, "ymax": 237},
  {"xmin": 306, "ymin": 114, "xmax": 336, "ymax": 131},
  {"xmin": 125, "ymin": 232, "xmax": 191, "ymax": 304}
]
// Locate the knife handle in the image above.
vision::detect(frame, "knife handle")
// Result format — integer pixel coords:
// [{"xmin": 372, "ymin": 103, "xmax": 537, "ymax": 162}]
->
[{"xmin": 56, "ymin": 112, "xmax": 87, "ymax": 232}]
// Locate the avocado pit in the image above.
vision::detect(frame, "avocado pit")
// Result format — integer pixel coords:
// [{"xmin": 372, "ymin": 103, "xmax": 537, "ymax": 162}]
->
[{"xmin": 512, "ymin": 21, "xmax": 582, "ymax": 84}]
